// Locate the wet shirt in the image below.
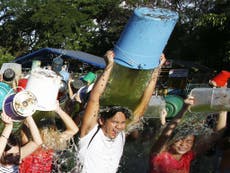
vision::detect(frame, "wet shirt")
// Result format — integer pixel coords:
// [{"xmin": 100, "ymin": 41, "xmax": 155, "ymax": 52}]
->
[
  {"xmin": 78, "ymin": 125, "xmax": 125, "ymax": 173},
  {"xmin": 150, "ymin": 151, "xmax": 195, "ymax": 173},
  {"xmin": 19, "ymin": 147, "xmax": 54, "ymax": 173}
]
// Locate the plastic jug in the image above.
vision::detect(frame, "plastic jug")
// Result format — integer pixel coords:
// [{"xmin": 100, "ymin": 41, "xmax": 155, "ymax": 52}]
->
[
  {"xmin": 164, "ymin": 95, "xmax": 184, "ymax": 119},
  {"xmin": 144, "ymin": 95, "xmax": 166, "ymax": 118},
  {"xmin": 189, "ymin": 88, "xmax": 230, "ymax": 112}
]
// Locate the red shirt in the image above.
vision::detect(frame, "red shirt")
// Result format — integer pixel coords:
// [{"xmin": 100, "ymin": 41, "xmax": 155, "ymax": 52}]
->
[
  {"xmin": 150, "ymin": 151, "xmax": 195, "ymax": 173},
  {"xmin": 19, "ymin": 147, "xmax": 54, "ymax": 173}
]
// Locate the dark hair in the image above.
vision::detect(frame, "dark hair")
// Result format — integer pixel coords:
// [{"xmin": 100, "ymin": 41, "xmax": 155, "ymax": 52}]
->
[
  {"xmin": 1, "ymin": 135, "xmax": 20, "ymax": 165},
  {"xmin": 99, "ymin": 106, "xmax": 132, "ymax": 120}
]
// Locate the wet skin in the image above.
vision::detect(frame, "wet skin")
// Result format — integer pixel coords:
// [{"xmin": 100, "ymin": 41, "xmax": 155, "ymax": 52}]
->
[
  {"xmin": 170, "ymin": 135, "xmax": 195, "ymax": 160},
  {"xmin": 100, "ymin": 112, "xmax": 127, "ymax": 139}
]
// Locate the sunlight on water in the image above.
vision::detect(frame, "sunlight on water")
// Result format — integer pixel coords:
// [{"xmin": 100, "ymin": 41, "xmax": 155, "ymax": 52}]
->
[{"xmin": 52, "ymin": 138, "xmax": 81, "ymax": 173}]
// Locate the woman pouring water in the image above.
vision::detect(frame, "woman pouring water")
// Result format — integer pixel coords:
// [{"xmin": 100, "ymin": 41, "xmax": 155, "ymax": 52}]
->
[
  {"xmin": 0, "ymin": 112, "xmax": 42, "ymax": 173},
  {"xmin": 77, "ymin": 50, "xmax": 166, "ymax": 173},
  {"xmin": 149, "ymin": 96, "xmax": 228, "ymax": 173},
  {"xmin": 19, "ymin": 101, "xmax": 79, "ymax": 173}
]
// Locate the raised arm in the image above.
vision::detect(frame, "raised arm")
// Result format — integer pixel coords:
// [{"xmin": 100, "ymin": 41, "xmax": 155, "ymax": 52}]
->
[
  {"xmin": 54, "ymin": 102, "xmax": 79, "ymax": 140},
  {"xmin": 67, "ymin": 76, "xmax": 74, "ymax": 100},
  {"xmin": 215, "ymin": 111, "xmax": 227, "ymax": 132},
  {"xmin": 195, "ymin": 110, "xmax": 228, "ymax": 155},
  {"xmin": 0, "ymin": 113, "xmax": 13, "ymax": 158},
  {"xmin": 151, "ymin": 96, "xmax": 194, "ymax": 154},
  {"xmin": 80, "ymin": 50, "xmax": 114, "ymax": 137},
  {"xmin": 126, "ymin": 54, "xmax": 166, "ymax": 129},
  {"xmin": 20, "ymin": 116, "xmax": 42, "ymax": 160}
]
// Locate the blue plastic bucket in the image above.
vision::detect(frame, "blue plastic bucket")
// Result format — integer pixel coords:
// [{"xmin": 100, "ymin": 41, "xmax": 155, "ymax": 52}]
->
[
  {"xmin": 114, "ymin": 7, "xmax": 179, "ymax": 69},
  {"xmin": 0, "ymin": 82, "xmax": 14, "ymax": 110}
]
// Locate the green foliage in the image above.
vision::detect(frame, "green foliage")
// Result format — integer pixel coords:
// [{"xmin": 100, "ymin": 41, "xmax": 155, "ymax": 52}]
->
[
  {"xmin": 0, "ymin": 0, "xmax": 229, "ymax": 69},
  {"xmin": 196, "ymin": 13, "xmax": 227, "ymax": 29},
  {"xmin": 0, "ymin": 48, "xmax": 15, "ymax": 66}
]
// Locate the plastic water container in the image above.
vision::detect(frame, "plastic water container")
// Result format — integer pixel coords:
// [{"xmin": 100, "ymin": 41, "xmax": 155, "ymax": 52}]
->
[
  {"xmin": 59, "ymin": 70, "xmax": 70, "ymax": 82},
  {"xmin": 210, "ymin": 70, "xmax": 230, "ymax": 87},
  {"xmin": 26, "ymin": 68, "xmax": 61, "ymax": 111},
  {"xmin": 3, "ymin": 91, "xmax": 37, "ymax": 121},
  {"xmin": 114, "ymin": 7, "xmax": 179, "ymax": 69},
  {"xmin": 164, "ymin": 95, "xmax": 184, "ymax": 119},
  {"xmin": 17, "ymin": 78, "xmax": 28, "ymax": 92},
  {"xmin": 82, "ymin": 72, "xmax": 96, "ymax": 84},
  {"xmin": 31, "ymin": 60, "xmax": 41, "ymax": 70},
  {"xmin": 0, "ymin": 82, "xmax": 14, "ymax": 110},
  {"xmin": 189, "ymin": 88, "xmax": 230, "ymax": 112},
  {"xmin": 3, "ymin": 68, "xmax": 15, "ymax": 82},
  {"xmin": 144, "ymin": 95, "xmax": 166, "ymax": 118},
  {"xmin": 0, "ymin": 63, "xmax": 22, "ymax": 79}
]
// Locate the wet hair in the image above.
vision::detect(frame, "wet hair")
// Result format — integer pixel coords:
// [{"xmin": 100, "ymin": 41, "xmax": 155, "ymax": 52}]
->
[
  {"xmin": 99, "ymin": 106, "xmax": 132, "ymax": 121},
  {"xmin": 1, "ymin": 135, "xmax": 20, "ymax": 165},
  {"xmin": 167, "ymin": 124, "xmax": 197, "ymax": 147}
]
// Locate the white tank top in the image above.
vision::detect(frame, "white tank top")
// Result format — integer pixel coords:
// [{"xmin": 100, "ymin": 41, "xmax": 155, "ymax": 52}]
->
[{"xmin": 78, "ymin": 125, "xmax": 125, "ymax": 173}]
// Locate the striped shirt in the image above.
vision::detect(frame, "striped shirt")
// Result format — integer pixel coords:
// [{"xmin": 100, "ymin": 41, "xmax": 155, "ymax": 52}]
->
[{"xmin": 0, "ymin": 164, "xmax": 19, "ymax": 173}]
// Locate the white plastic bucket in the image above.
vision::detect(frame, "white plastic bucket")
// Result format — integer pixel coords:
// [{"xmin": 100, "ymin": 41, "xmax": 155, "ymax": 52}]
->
[
  {"xmin": 144, "ymin": 95, "xmax": 166, "ymax": 118},
  {"xmin": 26, "ymin": 68, "xmax": 61, "ymax": 111},
  {"xmin": 3, "ymin": 90, "xmax": 37, "ymax": 121}
]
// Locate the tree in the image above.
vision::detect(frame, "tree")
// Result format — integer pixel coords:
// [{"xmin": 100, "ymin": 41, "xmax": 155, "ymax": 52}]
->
[
  {"xmin": 0, "ymin": 47, "xmax": 15, "ymax": 66},
  {"xmin": 0, "ymin": 0, "xmax": 229, "ymax": 70}
]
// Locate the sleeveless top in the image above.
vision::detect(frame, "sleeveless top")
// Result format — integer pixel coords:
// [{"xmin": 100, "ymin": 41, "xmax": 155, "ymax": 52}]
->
[
  {"xmin": 0, "ymin": 164, "xmax": 19, "ymax": 173},
  {"xmin": 150, "ymin": 151, "xmax": 195, "ymax": 173},
  {"xmin": 78, "ymin": 125, "xmax": 125, "ymax": 173}
]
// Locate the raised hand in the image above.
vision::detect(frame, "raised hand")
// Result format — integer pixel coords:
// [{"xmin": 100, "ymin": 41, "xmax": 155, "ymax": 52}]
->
[
  {"xmin": 104, "ymin": 50, "xmax": 115, "ymax": 65},
  {"xmin": 1, "ymin": 112, "xmax": 13, "ymax": 125},
  {"xmin": 159, "ymin": 53, "xmax": 166, "ymax": 67}
]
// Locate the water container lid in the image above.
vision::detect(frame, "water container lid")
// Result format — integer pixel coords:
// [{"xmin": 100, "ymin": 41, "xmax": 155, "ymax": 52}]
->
[
  {"xmin": 134, "ymin": 7, "xmax": 179, "ymax": 21},
  {"xmin": 52, "ymin": 57, "xmax": 64, "ymax": 73},
  {"xmin": 13, "ymin": 91, "xmax": 38, "ymax": 116},
  {"xmin": 3, "ymin": 68, "xmax": 15, "ymax": 81}
]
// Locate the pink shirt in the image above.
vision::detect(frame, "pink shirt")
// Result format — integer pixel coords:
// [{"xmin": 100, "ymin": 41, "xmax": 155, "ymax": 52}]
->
[{"xmin": 150, "ymin": 151, "xmax": 195, "ymax": 173}]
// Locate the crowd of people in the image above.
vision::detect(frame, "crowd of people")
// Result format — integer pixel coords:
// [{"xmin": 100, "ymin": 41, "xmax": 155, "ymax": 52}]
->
[{"xmin": 0, "ymin": 50, "xmax": 229, "ymax": 173}]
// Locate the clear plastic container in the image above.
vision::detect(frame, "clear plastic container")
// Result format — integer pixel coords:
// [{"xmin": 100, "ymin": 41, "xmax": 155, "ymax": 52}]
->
[
  {"xmin": 189, "ymin": 88, "xmax": 230, "ymax": 112},
  {"xmin": 144, "ymin": 95, "xmax": 166, "ymax": 118},
  {"xmin": 211, "ymin": 88, "xmax": 230, "ymax": 111}
]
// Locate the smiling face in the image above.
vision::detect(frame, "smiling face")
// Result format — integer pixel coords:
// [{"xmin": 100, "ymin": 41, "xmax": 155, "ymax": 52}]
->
[
  {"xmin": 99, "ymin": 111, "xmax": 127, "ymax": 139},
  {"xmin": 170, "ymin": 135, "xmax": 195, "ymax": 155}
]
